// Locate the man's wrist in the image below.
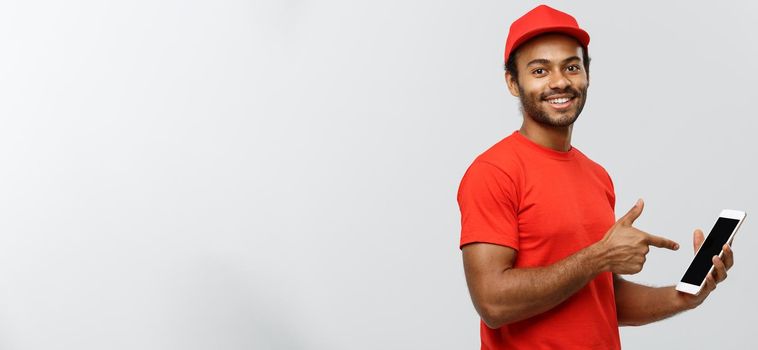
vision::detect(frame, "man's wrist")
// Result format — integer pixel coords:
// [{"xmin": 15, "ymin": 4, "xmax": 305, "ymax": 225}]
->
[
  {"xmin": 583, "ymin": 241, "xmax": 609, "ymax": 275},
  {"xmin": 665, "ymin": 286, "xmax": 698, "ymax": 312}
]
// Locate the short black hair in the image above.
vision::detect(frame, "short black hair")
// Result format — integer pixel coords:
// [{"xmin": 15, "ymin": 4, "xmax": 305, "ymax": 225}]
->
[{"xmin": 504, "ymin": 38, "xmax": 591, "ymax": 83}]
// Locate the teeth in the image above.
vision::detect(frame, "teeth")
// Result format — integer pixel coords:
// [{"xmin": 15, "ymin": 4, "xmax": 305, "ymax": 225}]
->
[{"xmin": 547, "ymin": 97, "xmax": 570, "ymax": 104}]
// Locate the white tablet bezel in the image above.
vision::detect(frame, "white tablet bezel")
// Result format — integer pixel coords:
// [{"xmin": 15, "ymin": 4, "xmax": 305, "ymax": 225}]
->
[{"xmin": 675, "ymin": 209, "xmax": 746, "ymax": 295}]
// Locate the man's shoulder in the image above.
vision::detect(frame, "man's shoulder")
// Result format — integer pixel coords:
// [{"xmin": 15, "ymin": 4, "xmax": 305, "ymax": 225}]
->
[
  {"xmin": 573, "ymin": 148, "xmax": 612, "ymax": 177},
  {"xmin": 458, "ymin": 132, "xmax": 526, "ymax": 194},
  {"xmin": 472, "ymin": 132, "xmax": 524, "ymax": 171}
]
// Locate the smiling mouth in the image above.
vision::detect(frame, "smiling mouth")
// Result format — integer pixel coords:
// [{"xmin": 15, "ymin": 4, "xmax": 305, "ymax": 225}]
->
[{"xmin": 544, "ymin": 96, "xmax": 575, "ymax": 109}]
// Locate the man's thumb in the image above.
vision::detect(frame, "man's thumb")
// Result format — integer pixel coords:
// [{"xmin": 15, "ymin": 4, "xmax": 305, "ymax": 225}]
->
[{"xmin": 619, "ymin": 198, "xmax": 644, "ymax": 226}]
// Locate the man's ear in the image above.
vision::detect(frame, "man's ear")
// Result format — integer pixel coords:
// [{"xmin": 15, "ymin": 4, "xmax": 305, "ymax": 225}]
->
[{"xmin": 505, "ymin": 71, "xmax": 520, "ymax": 97}]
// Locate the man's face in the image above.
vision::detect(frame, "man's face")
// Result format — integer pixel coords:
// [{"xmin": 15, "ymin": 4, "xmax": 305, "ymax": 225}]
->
[{"xmin": 506, "ymin": 34, "xmax": 589, "ymax": 128}]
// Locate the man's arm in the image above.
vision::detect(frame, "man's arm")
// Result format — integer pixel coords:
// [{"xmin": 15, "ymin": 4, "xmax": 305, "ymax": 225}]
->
[
  {"xmin": 462, "ymin": 199, "xmax": 679, "ymax": 329},
  {"xmin": 614, "ymin": 229, "xmax": 734, "ymax": 326},
  {"xmin": 462, "ymin": 242, "xmax": 605, "ymax": 328},
  {"xmin": 613, "ymin": 276, "xmax": 689, "ymax": 326}
]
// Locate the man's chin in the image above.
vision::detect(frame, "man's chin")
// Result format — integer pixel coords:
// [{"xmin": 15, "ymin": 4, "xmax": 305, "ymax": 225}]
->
[
  {"xmin": 533, "ymin": 114, "xmax": 578, "ymax": 128},
  {"xmin": 534, "ymin": 107, "xmax": 575, "ymax": 121}
]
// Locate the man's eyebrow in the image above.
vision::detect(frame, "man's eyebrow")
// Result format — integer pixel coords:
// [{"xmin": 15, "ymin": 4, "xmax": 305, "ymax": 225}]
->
[
  {"xmin": 526, "ymin": 56, "xmax": 582, "ymax": 67},
  {"xmin": 526, "ymin": 58, "xmax": 550, "ymax": 67}
]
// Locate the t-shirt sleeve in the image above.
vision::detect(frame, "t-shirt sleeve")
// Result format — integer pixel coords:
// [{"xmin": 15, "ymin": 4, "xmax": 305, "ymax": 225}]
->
[
  {"xmin": 457, "ymin": 161, "xmax": 520, "ymax": 250},
  {"xmin": 603, "ymin": 168, "xmax": 616, "ymax": 213}
]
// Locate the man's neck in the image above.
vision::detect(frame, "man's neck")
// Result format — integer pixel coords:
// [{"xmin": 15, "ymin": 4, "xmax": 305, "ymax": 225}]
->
[{"xmin": 519, "ymin": 119, "xmax": 573, "ymax": 152}]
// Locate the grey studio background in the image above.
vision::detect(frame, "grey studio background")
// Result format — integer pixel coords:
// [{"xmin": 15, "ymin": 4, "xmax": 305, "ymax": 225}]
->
[{"xmin": 0, "ymin": 0, "xmax": 755, "ymax": 349}]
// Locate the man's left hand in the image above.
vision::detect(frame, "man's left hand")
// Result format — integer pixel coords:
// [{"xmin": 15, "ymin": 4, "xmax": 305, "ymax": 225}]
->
[{"xmin": 676, "ymin": 228, "xmax": 735, "ymax": 308}]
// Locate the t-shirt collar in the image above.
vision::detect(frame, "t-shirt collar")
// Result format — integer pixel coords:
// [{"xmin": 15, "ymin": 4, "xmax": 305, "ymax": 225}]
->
[{"xmin": 512, "ymin": 130, "xmax": 577, "ymax": 160}]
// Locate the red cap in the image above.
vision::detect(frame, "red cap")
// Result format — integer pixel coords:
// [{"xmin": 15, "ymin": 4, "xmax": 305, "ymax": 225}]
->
[{"xmin": 504, "ymin": 5, "xmax": 590, "ymax": 64}]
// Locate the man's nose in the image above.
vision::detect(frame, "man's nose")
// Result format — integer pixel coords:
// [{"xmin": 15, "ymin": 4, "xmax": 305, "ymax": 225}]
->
[{"xmin": 548, "ymin": 71, "xmax": 571, "ymax": 90}]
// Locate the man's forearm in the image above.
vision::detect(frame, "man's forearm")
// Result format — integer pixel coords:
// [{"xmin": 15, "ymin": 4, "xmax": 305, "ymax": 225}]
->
[
  {"xmin": 481, "ymin": 243, "xmax": 607, "ymax": 328},
  {"xmin": 613, "ymin": 275, "xmax": 691, "ymax": 326}
]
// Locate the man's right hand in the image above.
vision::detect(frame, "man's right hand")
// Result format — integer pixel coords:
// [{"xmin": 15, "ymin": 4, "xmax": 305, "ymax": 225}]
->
[{"xmin": 596, "ymin": 199, "xmax": 680, "ymax": 275}]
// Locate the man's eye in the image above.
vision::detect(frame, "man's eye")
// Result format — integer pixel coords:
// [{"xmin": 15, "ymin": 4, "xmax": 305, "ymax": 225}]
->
[
  {"xmin": 532, "ymin": 68, "xmax": 545, "ymax": 75},
  {"xmin": 567, "ymin": 65, "xmax": 581, "ymax": 72}
]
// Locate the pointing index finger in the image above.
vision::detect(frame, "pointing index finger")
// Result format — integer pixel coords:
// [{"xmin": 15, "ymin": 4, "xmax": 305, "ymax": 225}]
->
[{"xmin": 645, "ymin": 233, "xmax": 680, "ymax": 251}]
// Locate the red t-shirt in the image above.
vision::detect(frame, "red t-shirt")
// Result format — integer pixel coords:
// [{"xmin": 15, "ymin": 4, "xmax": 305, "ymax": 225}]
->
[{"xmin": 457, "ymin": 131, "xmax": 620, "ymax": 350}]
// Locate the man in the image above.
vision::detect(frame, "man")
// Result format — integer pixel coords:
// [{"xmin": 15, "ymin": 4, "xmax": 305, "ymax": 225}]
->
[{"xmin": 456, "ymin": 5, "xmax": 735, "ymax": 349}]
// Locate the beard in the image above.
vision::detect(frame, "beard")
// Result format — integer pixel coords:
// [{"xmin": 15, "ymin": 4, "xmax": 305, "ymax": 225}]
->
[{"xmin": 517, "ymin": 83, "xmax": 588, "ymax": 128}]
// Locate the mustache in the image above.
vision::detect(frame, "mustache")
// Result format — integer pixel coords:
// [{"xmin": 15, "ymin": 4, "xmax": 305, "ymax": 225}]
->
[{"xmin": 541, "ymin": 87, "xmax": 582, "ymax": 100}]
